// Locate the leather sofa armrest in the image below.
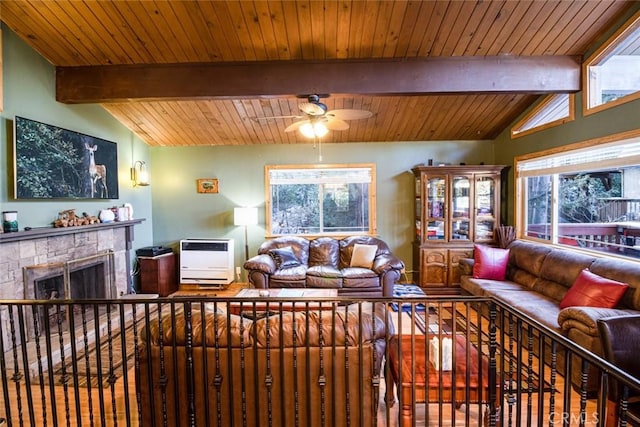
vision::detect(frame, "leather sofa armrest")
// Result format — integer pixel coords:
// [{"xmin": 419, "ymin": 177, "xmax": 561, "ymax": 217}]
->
[
  {"xmin": 558, "ymin": 306, "xmax": 636, "ymax": 337},
  {"xmin": 372, "ymin": 253, "xmax": 405, "ymax": 274},
  {"xmin": 458, "ymin": 258, "xmax": 474, "ymax": 276},
  {"xmin": 244, "ymin": 254, "xmax": 276, "ymax": 274}
]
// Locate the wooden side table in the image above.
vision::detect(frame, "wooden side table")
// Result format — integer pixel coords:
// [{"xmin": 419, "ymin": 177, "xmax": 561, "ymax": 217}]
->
[{"xmin": 139, "ymin": 253, "xmax": 178, "ymax": 297}]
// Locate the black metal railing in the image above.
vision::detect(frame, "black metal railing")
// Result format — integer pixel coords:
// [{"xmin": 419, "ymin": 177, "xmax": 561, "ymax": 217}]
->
[{"xmin": 0, "ymin": 295, "xmax": 639, "ymax": 426}]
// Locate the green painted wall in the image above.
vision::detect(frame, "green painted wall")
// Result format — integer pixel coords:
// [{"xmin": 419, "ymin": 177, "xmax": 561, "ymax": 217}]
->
[
  {"xmin": 149, "ymin": 141, "xmax": 496, "ymax": 276},
  {"xmin": 0, "ymin": 26, "xmax": 154, "ymax": 250}
]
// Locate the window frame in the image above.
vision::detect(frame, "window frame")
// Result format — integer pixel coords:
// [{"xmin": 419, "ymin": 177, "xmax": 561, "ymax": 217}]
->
[
  {"xmin": 515, "ymin": 129, "xmax": 640, "ymax": 258},
  {"xmin": 583, "ymin": 9, "xmax": 640, "ymax": 116},
  {"xmin": 264, "ymin": 163, "xmax": 377, "ymax": 238},
  {"xmin": 511, "ymin": 94, "xmax": 575, "ymax": 139}
]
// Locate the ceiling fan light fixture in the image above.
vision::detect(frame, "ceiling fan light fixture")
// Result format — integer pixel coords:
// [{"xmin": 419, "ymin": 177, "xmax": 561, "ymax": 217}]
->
[{"xmin": 300, "ymin": 122, "xmax": 328, "ymax": 139}]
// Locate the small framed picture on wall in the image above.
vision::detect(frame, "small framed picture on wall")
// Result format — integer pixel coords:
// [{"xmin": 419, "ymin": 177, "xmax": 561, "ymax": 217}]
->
[{"xmin": 197, "ymin": 178, "xmax": 219, "ymax": 193}]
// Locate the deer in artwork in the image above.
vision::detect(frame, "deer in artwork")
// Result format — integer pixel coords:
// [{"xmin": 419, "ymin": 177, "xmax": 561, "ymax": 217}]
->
[{"xmin": 85, "ymin": 142, "xmax": 108, "ymax": 198}]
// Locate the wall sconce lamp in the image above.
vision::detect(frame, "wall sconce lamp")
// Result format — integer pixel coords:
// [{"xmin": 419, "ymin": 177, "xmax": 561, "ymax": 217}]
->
[
  {"xmin": 234, "ymin": 207, "xmax": 259, "ymax": 260},
  {"xmin": 131, "ymin": 160, "xmax": 150, "ymax": 187}
]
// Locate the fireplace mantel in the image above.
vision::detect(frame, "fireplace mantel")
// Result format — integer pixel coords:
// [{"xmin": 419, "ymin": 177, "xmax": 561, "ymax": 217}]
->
[{"xmin": 0, "ymin": 219, "xmax": 144, "ymax": 244}]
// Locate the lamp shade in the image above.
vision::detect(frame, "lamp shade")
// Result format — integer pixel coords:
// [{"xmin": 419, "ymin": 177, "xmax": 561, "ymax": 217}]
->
[{"xmin": 234, "ymin": 207, "xmax": 258, "ymax": 226}]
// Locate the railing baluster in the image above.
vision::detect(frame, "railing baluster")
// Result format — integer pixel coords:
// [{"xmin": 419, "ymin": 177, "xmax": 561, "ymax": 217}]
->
[
  {"xmin": 30, "ymin": 304, "xmax": 48, "ymax": 426},
  {"xmin": 488, "ymin": 301, "xmax": 498, "ymax": 427},
  {"xmin": 211, "ymin": 301, "xmax": 223, "ymax": 427},
  {"xmin": 292, "ymin": 302, "xmax": 300, "ymax": 427},
  {"xmin": 317, "ymin": 305, "xmax": 327, "ymax": 426}
]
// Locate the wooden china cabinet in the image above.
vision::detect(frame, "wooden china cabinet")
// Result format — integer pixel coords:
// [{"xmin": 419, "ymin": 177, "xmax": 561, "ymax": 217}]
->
[{"xmin": 412, "ymin": 165, "xmax": 507, "ymax": 291}]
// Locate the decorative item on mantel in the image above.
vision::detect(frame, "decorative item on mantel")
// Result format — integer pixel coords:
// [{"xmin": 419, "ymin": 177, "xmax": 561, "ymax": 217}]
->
[
  {"xmin": 54, "ymin": 209, "xmax": 100, "ymax": 228},
  {"xmin": 2, "ymin": 211, "xmax": 18, "ymax": 232}
]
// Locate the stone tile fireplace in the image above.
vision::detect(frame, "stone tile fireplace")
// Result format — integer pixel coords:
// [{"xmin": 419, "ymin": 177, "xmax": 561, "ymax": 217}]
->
[{"xmin": 0, "ymin": 220, "xmax": 142, "ymax": 345}]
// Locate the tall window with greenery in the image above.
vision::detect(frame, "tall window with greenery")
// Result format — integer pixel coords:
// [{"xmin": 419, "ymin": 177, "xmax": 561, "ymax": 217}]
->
[
  {"xmin": 517, "ymin": 134, "xmax": 640, "ymax": 257},
  {"xmin": 266, "ymin": 164, "xmax": 376, "ymax": 236}
]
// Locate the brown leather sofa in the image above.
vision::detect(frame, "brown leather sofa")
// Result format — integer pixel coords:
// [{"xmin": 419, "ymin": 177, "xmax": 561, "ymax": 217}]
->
[
  {"xmin": 243, "ymin": 235, "xmax": 405, "ymax": 297},
  {"xmin": 459, "ymin": 239, "xmax": 640, "ymax": 392},
  {"xmin": 136, "ymin": 302, "xmax": 391, "ymax": 426}
]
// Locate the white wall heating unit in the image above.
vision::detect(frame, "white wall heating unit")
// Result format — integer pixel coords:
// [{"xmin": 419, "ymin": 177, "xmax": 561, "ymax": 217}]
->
[{"xmin": 179, "ymin": 239, "xmax": 234, "ymax": 287}]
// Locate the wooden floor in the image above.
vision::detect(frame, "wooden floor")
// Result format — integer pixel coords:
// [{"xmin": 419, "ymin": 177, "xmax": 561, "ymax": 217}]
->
[{"xmin": 0, "ymin": 288, "xmax": 600, "ymax": 426}]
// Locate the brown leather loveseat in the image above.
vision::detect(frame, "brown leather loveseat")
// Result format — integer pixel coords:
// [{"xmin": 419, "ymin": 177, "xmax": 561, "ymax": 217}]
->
[
  {"xmin": 136, "ymin": 302, "xmax": 391, "ymax": 426},
  {"xmin": 243, "ymin": 235, "xmax": 405, "ymax": 297}
]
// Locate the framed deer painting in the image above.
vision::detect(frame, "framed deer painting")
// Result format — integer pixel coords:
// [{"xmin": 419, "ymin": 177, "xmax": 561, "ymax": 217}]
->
[{"xmin": 13, "ymin": 116, "xmax": 119, "ymax": 199}]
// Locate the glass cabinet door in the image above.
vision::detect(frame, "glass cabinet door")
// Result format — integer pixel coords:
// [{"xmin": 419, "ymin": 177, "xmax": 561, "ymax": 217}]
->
[
  {"xmin": 426, "ymin": 176, "xmax": 446, "ymax": 240},
  {"xmin": 451, "ymin": 175, "xmax": 471, "ymax": 240},
  {"xmin": 415, "ymin": 176, "xmax": 422, "ymax": 241},
  {"xmin": 475, "ymin": 175, "xmax": 496, "ymax": 241}
]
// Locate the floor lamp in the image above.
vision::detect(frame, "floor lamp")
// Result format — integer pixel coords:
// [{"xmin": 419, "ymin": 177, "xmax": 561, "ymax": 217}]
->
[{"xmin": 234, "ymin": 207, "xmax": 259, "ymax": 260}]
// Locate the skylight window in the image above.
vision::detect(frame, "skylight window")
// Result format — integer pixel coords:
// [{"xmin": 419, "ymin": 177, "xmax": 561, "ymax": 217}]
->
[
  {"xmin": 584, "ymin": 11, "xmax": 640, "ymax": 114},
  {"xmin": 511, "ymin": 94, "xmax": 574, "ymax": 139}
]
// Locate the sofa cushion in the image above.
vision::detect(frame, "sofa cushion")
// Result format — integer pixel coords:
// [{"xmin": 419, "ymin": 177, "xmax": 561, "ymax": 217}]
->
[
  {"xmin": 507, "ymin": 240, "xmax": 552, "ymax": 279},
  {"xmin": 309, "ymin": 237, "xmax": 339, "ymax": 268},
  {"xmin": 473, "ymin": 244, "xmax": 509, "ymax": 280},
  {"xmin": 342, "ymin": 267, "xmax": 379, "ymax": 289},
  {"xmin": 269, "ymin": 246, "xmax": 302, "ymax": 269},
  {"xmin": 271, "ymin": 264, "xmax": 308, "ymax": 282},
  {"xmin": 496, "ymin": 290, "xmax": 563, "ymax": 332},
  {"xmin": 306, "ymin": 265, "xmax": 343, "ymax": 288},
  {"xmin": 538, "ymin": 249, "xmax": 595, "ymax": 289},
  {"xmin": 351, "ymin": 244, "xmax": 378, "ymax": 268},
  {"xmin": 257, "ymin": 235, "xmax": 310, "ymax": 265},
  {"xmin": 339, "ymin": 236, "xmax": 390, "ymax": 269},
  {"xmin": 460, "ymin": 276, "xmax": 528, "ymax": 297},
  {"xmin": 559, "ymin": 269, "xmax": 629, "ymax": 309}
]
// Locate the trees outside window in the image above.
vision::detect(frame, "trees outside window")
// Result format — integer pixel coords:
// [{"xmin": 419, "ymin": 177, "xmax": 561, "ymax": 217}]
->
[
  {"xmin": 517, "ymin": 134, "xmax": 640, "ymax": 258},
  {"xmin": 266, "ymin": 164, "xmax": 376, "ymax": 236}
]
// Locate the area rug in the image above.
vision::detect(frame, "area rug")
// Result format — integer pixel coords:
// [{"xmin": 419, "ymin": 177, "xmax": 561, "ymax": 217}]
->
[
  {"xmin": 30, "ymin": 321, "xmax": 138, "ymax": 389},
  {"xmin": 390, "ymin": 284, "xmax": 428, "ymax": 312},
  {"xmin": 412, "ymin": 309, "xmax": 451, "ymax": 335}
]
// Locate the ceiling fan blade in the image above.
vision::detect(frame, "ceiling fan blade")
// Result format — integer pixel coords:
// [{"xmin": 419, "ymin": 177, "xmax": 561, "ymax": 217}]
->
[
  {"xmin": 325, "ymin": 118, "xmax": 350, "ymax": 131},
  {"xmin": 284, "ymin": 120, "xmax": 308, "ymax": 132},
  {"xmin": 327, "ymin": 109, "xmax": 373, "ymax": 120},
  {"xmin": 253, "ymin": 114, "xmax": 302, "ymax": 122}
]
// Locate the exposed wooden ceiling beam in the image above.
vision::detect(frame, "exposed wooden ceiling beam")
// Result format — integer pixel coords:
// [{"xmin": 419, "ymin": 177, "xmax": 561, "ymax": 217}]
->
[{"xmin": 56, "ymin": 56, "xmax": 581, "ymax": 104}]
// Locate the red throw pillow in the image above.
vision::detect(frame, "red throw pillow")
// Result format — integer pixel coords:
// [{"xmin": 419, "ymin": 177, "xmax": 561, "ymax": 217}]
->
[
  {"xmin": 560, "ymin": 269, "xmax": 629, "ymax": 309},
  {"xmin": 472, "ymin": 244, "xmax": 509, "ymax": 280}
]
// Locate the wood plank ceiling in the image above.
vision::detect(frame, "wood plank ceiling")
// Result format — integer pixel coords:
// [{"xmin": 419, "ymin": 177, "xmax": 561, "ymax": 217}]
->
[{"xmin": 1, "ymin": 1, "xmax": 635, "ymax": 147}]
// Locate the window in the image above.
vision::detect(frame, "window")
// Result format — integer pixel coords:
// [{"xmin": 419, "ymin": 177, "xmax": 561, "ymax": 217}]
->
[
  {"xmin": 266, "ymin": 164, "xmax": 376, "ymax": 236},
  {"xmin": 516, "ymin": 131, "xmax": 640, "ymax": 258},
  {"xmin": 584, "ymin": 11, "xmax": 640, "ymax": 114},
  {"xmin": 511, "ymin": 94, "xmax": 574, "ymax": 139}
]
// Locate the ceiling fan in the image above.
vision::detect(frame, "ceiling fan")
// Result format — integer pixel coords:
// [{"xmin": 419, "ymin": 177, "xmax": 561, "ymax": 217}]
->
[{"xmin": 259, "ymin": 94, "xmax": 374, "ymax": 138}]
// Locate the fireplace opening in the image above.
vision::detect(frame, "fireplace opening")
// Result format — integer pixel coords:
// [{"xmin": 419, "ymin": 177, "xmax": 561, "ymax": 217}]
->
[
  {"xmin": 35, "ymin": 261, "xmax": 106, "ymax": 300},
  {"xmin": 33, "ymin": 261, "xmax": 110, "ymax": 334}
]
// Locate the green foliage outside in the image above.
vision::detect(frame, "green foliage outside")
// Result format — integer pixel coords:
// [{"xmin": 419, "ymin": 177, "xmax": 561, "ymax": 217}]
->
[
  {"xmin": 16, "ymin": 121, "xmax": 84, "ymax": 198},
  {"xmin": 559, "ymin": 173, "xmax": 621, "ymax": 223},
  {"xmin": 271, "ymin": 183, "xmax": 368, "ymax": 234},
  {"xmin": 527, "ymin": 173, "xmax": 622, "ymax": 225}
]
